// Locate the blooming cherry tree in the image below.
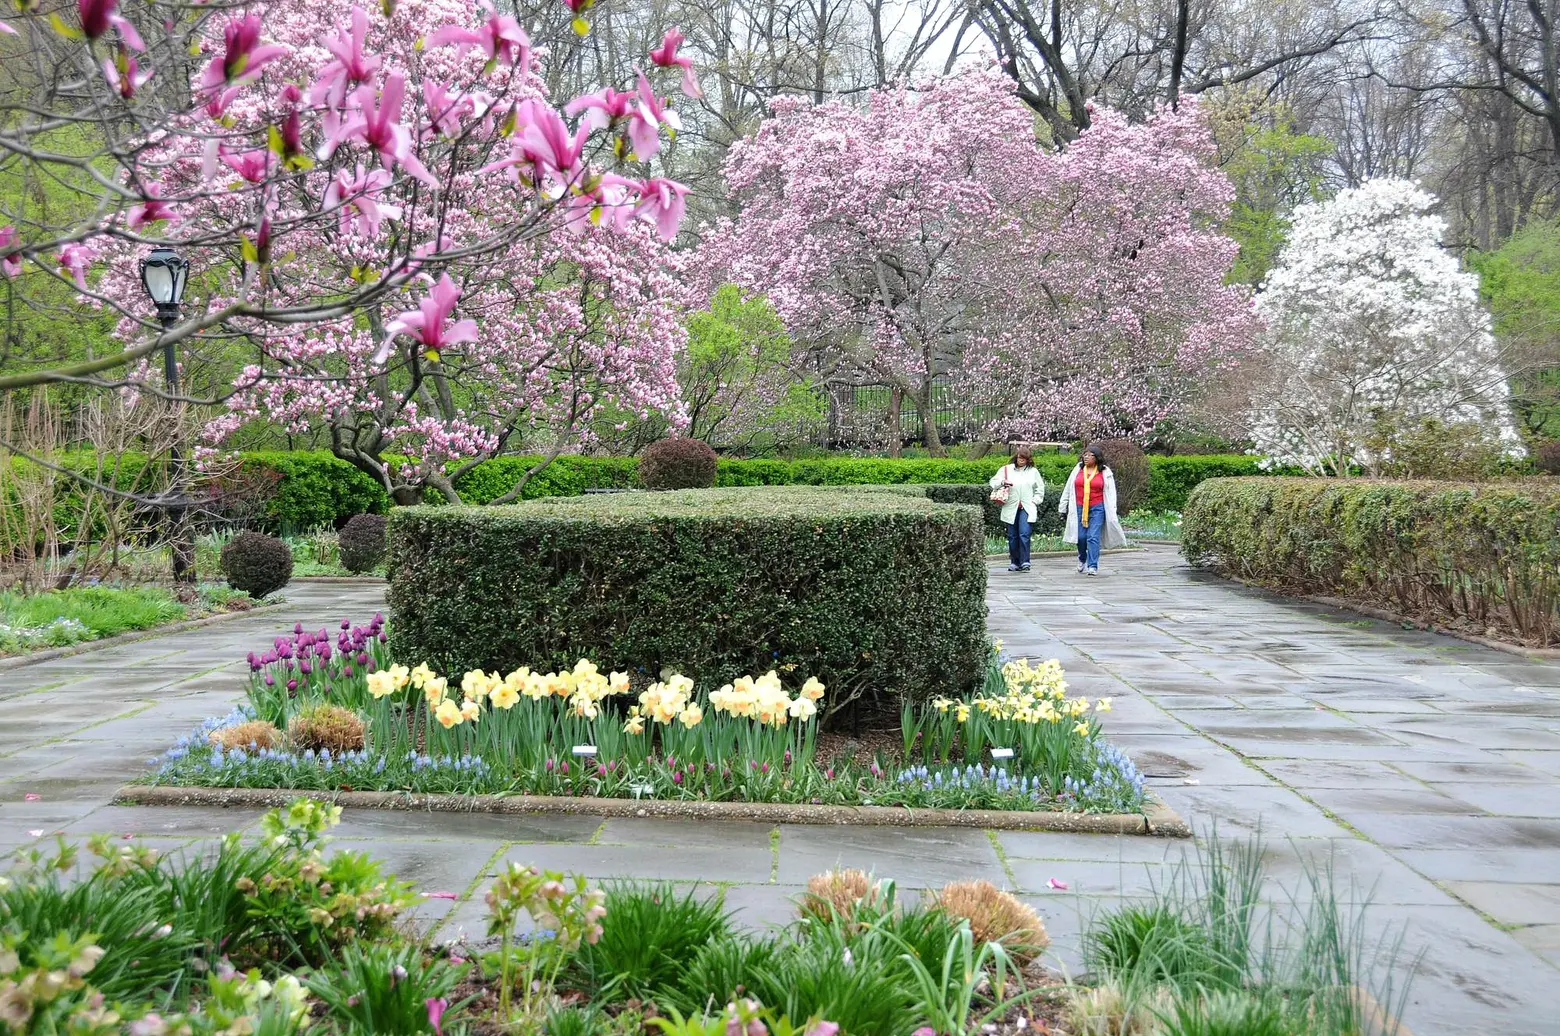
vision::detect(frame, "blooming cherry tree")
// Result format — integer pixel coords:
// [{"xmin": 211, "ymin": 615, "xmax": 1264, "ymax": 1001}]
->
[{"xmin": 1250, "ymin": 179, "xmax": 1522, "ymax": 474}]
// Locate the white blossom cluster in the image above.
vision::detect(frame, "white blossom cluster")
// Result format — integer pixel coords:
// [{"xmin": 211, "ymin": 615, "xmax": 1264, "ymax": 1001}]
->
[{"xmin": 1250, "ymin": 178, "xmax": 1522, "ymax": 474}]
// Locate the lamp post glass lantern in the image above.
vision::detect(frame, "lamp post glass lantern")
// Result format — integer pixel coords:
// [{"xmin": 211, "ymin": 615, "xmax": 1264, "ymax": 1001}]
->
[
  {"xmin": 139, "ymin": 246, "xmax": 195, "ymax": 585},
  {"xmin": 139, "ymin": 247, "xmax": 188, "ymax": 322}
]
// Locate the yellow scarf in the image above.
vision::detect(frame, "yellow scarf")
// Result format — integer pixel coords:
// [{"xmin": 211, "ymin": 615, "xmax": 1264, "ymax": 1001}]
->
[{"xmin": 1082, "ymin": 465, "xmax": 1098, "ymax": 515}]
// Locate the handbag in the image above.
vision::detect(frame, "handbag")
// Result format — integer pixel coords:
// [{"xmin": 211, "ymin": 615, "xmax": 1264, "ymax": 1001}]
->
[{"xmin": 989, "ymin": 465, "xmax": 1011, "ymax": 504}]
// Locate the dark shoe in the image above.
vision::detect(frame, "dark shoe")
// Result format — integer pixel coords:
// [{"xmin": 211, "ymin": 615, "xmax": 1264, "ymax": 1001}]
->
[
  {"xmin": 1007, "ymin": 564, "xmax": 1020, "ymax": 572},
  {"xmin": 1020, "ymin": 564, "xmax": 1031, "ymax": 571}
]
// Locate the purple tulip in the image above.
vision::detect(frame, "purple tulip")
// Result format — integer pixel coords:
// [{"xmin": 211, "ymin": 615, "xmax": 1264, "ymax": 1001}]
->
[
  {"xmin": 299, "ymin": 660, "xmax": 312, "ymax": 676},
  {"xmin": 545, "ymin": 759, "xmax": 554, "ymax": 772},
  {"xmin": 597, "ymin": 764, "xmax": 607, "ymax": 777},
  {"xmin": 426, "ymin": 998, "xmax": 447, "ymax": 1036},
  {"xmin": 286, "ymin": 679, "xmax": 298, "ymax": 692},
  {"xmin": 341, "ymin": 619, "xmax": 351, "ymax": 630},
  {"xmin": 294, "ymin": 623, "xmax": 303, "ymax": 635},
  {"xmin": 378, "ymin": 632, "xmax": 387, "ymax": 643},
  {"xmin": 264, "ymin": 674, "xmax": 275, "ymax": 687},
  {"xmin": 672, "ymin": 770, "xmax": 683, "ymax": 785},
  {"xmin": 344, "ymin": 664, "xmax": 354, "ymax": 677}
]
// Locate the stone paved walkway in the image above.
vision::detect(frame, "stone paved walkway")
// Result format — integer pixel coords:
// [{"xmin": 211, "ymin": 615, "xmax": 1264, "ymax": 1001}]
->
[{"xmin": 2, "ymin": 559, "xmax": 1558, "ymax": 1034}]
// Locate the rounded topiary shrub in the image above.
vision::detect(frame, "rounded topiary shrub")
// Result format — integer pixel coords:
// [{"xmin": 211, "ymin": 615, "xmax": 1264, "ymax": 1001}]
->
[
  {"xmin": 220, "ymin": 531, "xmax": 294, "ymax": 599},
  {"xmin": 1537, "ymin": 440, "xmax": 1560, "ymax": 476},
  {"xmin": 338, "ymin": 513, "xmax": 388, "ymax": 573},
  {"xmin": 1096, "ymin": 439, "xmax": 1148, "ymax": 515},
  {"xmin": 638, "ymin": 437, "xmax": 718, "ymax": 490}
]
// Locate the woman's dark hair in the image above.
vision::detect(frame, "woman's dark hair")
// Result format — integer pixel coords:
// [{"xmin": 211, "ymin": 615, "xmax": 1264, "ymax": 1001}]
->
[
  {"xmin": 1012, "ymin": 446, "xmax": 1034, "ymax": 466},
  {"xmin": 1081, "ymin": 442, "xmax": 1110, "ymax": 469}
]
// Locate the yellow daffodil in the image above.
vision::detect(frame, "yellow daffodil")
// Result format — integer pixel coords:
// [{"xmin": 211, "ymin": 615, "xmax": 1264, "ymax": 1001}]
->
[
  {"xmin": 678, "ymin": 704, "xmax": 704, "ymax": 728},
  {"xmin": 801, "ymin": 677, "xmax": 826, "ymax": 702},
  {"xmin": 571, "ymin": 693, "xmax": 600, "ymax": 720},
  {"xmin": 434, "ymin": 699, "xmax": 463, "ymax": 728},
  {"xmin": 461, "ymin": 701, "xmax": 481, "ymax": 723},
  {"xmin": 489, "ymin": 683, "xmax": 520, "ymax": 710},
  {"xmin": 423, "ymin": 676, "xmax": 448, "ymax": 706},
  {"xmin": 365, "ymin": 671, "xmax": 396, "ymax": 699},
  {"xmin": 624, "ymin": 715, "xmax": 645, "ymax": 735},
  {"xmin": 409, "ymin": 663, "xmax": 436, "ymax": 690},
  {"xmin": 1095, "ymin": 697, "xmax": 1112, "ymax": 712},
  {"xmin": 387, "ymin": 663, "xmax": 411, "ymax": 690},
  {"xmin": 609, "ymin": 671, "xmax": 631, "ymax": 695},
  {"xmin": 788, "ymin": 695, "xmax": 817, "ymax": 721},
  {"xmin": 955, "ymin": 703, "xmax": 971, "ymax": 723},
  {"xmin": 1074, "ymin": 721, "xmax": 1090, "ymax": 737}
]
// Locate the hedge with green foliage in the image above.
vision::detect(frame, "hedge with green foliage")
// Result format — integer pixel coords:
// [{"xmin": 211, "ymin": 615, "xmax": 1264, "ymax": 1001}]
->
[
  {"xmin": 1182, "ymin": 477, "xmax": 1560, "ymax": 646},
  {"xmin": 386, "ymin": 487, "xmax": 989, "ymax": 715},
  {"xmin": 1141, "ymin": 455, "xmax": 1264, "ymax": 513},
  {"xmin": 235, "ymin": 452, "xmax": 387, "ymax": 531},
  {"xmin": 451, "ymin": 455, "xmax": 639, "ymax": 503}
]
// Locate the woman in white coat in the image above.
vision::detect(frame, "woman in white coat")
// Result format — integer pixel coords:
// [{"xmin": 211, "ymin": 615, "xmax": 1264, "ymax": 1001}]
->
[
  {"xmin": 1059, "ymin": 443, "xmax": 1127, "ymax": 575},
  {"xmin": 987, "ymin": 446, "xmax": 1045, "ymax": 572}
]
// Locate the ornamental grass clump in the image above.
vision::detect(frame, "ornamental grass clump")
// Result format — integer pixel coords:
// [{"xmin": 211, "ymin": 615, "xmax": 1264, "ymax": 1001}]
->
[
  {"xmin": 209, "ymin": 719, "xmax": 281, "ymax": 752},
  {"xmin": 935, "ymin": 880, "xmax": 1048, "ymax": 963},
  {"xmin": 799, "ymin": 869, "xmax": 883, "ymax": 926},
  {"xmin": 287, "ymin": 703, "xmax": 365, "ymax": 754}
]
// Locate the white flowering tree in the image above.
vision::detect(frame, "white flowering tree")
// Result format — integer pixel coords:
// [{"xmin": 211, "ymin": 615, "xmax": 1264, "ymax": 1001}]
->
[{"xmin": 1251, "ymin": 179, "xmax": 1522, "ymax": 475}]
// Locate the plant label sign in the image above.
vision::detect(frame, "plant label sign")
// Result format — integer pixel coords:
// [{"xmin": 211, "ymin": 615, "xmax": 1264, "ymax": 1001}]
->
[
  {"xmin": 991, "ymin": 748, "xmax": 1015, "ymax": 760},
  {"xmin": 571, "ymin": 745, "xmax": 598, "ymax": 757}
]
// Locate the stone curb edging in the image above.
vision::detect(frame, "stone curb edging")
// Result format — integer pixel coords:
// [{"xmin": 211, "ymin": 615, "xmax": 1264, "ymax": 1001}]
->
[
  {"xmin": 113, "ymin": 784, "xmax": 1192, "ymax": 837},
  {"xmin": 0, "ymin": 602, "xmax": 288, "ymax": 672}
]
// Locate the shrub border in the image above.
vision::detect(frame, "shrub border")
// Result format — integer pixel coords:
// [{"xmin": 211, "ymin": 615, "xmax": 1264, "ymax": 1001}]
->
[
  {"xmin": 113, "ymin": 785, "xmax": 1191, "ymax": 837},
  {"xmin": 0, "ymin": 600, "xmax": 288, "ymax": 672}
]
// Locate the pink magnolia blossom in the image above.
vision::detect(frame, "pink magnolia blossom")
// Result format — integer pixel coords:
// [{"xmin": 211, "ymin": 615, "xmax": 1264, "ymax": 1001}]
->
[
  {"xmin": 58, "ymin": 242, "xmax": 95, "ymax": 291},
  {"xmin": 323, "ymin": 165, "xmax": 402, "ymax": 238},
  {"xmin": 78, "ymin": 0, "xmax": 142, "ymax": 49},
  {"xmin": 427, "ymin": 2, "xmax": 530, "ymax": 68},
  {"xmin": 626, "ymin": 72, "xmax": 679, "ymax": 160},
  {"xmin": 422, "ymin": 81, "xmax": 473, "ymax": 137},
  {"xmin": 0, "ymin": 21, "xmax": 15, "ymax": 34},
  {"xmin": 199, "ymin": 14, "xmax": 289, "ymax": 117},
  {"xmin": 649, "ymin": 27, "xmax": 700, "ymax": 99},
  {"xmin": 322, "ymin": 74, "xmax": 438, "ymax": 186},
  {"xmin": 221, "ymin": 147, "xmax": 273, "ymax": 184},
  {"xmin": 564, "ymin": 87, "xmax": 634, "ymax": 133},
  {"xmin": 309, "ymin": 5, "xmax": 381, "ymax": 108},
  {"xmin": 128, "ymin": 184, "xmax": 177, "ymax": 228},
  {"xmin": 378, "ymin": 273, "xmax": 478, "ymax": 363},
  {"xmin": 632, "ymin": 177, "xmax": 688, "ymax": 241},
  {"xmin": 0, "ymin": 226, "xmax": 22, "ymax": 279},
  {"xmin": 273, "ymin": 85, "xmax": 308, "ymax": 169},
  {"xmin": 102, "ymin": 44, "xmax": 152, "ymax": 98}
]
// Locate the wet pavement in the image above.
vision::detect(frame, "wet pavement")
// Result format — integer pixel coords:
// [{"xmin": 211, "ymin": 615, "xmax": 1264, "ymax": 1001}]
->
[{"xmin": 3, "ymin": 556, "xmax": 1559, "ymax": 1034}]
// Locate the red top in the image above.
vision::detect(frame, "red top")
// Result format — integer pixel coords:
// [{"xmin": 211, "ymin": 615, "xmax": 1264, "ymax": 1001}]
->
[{"xmin": 1074, "ymin": 469, "xmax": 1105, "ymax": 508}]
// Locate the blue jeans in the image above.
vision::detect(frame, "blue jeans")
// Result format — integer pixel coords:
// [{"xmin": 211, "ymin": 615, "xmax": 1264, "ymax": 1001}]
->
[
  {"xmin": 1007, "ymin": 508, "xmax": 1031, "ymax": 568},
  {"xmin": 1077, "ymin": 504, "xmax": 1105, "ymax": 569}
]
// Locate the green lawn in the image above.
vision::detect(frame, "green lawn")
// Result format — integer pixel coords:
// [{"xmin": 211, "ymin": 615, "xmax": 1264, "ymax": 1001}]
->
[{"xmin": 0, "ymin": 584, "xmax": 255, "ymax": 655}]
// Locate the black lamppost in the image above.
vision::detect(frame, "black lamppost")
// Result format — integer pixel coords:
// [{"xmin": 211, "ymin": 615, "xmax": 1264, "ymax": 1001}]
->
[{"xmin": 139, "ymin": 248, "xmax": 194, "ymax": 584}]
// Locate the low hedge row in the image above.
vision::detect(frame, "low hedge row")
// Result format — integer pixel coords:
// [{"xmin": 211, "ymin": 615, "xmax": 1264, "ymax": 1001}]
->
[
  {"xmin": 385, "ymin": 487, "xmax": 990, "ymax": 716},
  {"xmin": 10, "ymin": 450, "xmax": 1263, "ymax": 538},
  {"xmin": 1181, "ymin": 478, "xmax": 1560, "ymax": 647}
]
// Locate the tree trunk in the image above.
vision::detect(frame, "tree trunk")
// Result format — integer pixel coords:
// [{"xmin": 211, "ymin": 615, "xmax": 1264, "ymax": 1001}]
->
[
  {"xmin": 391, "ymin": 486, "xmax": 424, "ymax": 506},
  {"xmin": 884, "ymin": 385, "xmax": 904, "ymax": 457},
  {"xmin": 920, "ymin": 381, "xmax": 945, "ymax": 457}
]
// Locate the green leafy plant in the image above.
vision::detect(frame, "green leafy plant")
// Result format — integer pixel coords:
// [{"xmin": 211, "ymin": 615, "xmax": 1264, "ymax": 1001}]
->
[
  {"xmin": 1154, "ymin": 990, "xmax": 1293, "ymax": 1036},
  {"xmin": 305, "ymin": 942, "xmax": 468, "ymax": 1035},
  {"xmin": 220, "ymin": 531, "xmax": 294, "ymax": 598},
  {"xmin": 486, "ymin": 862, "xmax": 607, "ymax": 1021},
  {"xmin": 572, "ymin": 881, "xmax": 731, "ymax": 1001}
]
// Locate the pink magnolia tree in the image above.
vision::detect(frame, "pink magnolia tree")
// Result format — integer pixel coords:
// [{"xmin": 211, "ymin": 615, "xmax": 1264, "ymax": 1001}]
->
[
  {"xmin": 694, "ymin": 69, "xmax": 1042, "ymax": 454},
  {"xmin": 0, "ymin": 0, "xmax": 702, "ymax": 501},
  {"xmin": 961, "ymin": 102, "xmax": 1262, "ymax": 442},
  {"xmin": 696, "ymin": 69, "xmax": 1259, "ymax": 449}
]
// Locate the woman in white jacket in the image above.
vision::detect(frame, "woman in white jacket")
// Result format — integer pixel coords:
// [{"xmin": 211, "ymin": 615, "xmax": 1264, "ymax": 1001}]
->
[
  {"xmin": 1059, "ymin": 443, "xmax": 1127, "ymax": 575},
  {"xmin": 987, "ymin": 446, "xmax": 1045, "ymax": 572}
]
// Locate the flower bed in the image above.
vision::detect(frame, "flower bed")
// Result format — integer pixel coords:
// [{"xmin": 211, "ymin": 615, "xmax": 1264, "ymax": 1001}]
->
[
  {"xmin": 2, "ymin": 796, "xmax": 1412, "ymax": 1036},
  {"xmin": 142, "ymin": 619, "xmax": 1146, "ymax": 816}
]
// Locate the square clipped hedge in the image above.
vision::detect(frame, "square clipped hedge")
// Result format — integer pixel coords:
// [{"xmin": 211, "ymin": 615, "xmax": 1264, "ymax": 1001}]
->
[{"xmin": 386, "ymin": 487, "xmax": 989, "ymax": 714}]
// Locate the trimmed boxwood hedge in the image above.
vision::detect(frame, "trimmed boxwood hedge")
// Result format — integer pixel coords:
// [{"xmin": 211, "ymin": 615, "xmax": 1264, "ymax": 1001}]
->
[
  {"xmin": 1182, "ymin": 477, "xmax": 1560, "ymax": 647},
  {"xmin": 385, "ymin": 487, "xmax": 989, "ymax": 716}
]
